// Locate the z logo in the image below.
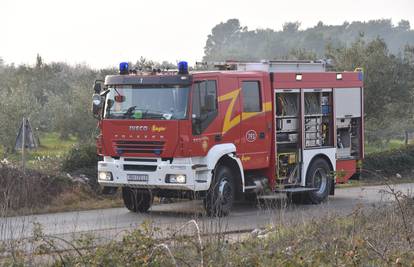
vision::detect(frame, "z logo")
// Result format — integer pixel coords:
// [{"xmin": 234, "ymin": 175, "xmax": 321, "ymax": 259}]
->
[
  {"xmin": 218, "ymin": 89, "xmax": 241, "ymax": 134},
  {"xmin": 218, "ymin": 88, "xmax": 272, "ymax": 135}
]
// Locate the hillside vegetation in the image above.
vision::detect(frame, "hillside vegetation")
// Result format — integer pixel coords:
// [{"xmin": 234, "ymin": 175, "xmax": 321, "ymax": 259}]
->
[
  {"xmin": 0, "ymin": 20, "xmax": 413, "ymax": 158},
  {"xmin": 203, "ymin": 19, "xmax": 414, "ymax": 61}
]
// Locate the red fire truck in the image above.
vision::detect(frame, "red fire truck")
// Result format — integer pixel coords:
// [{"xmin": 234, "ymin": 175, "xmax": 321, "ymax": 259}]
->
[{"xmin": 92, "ymin": 60, "xmax": 363, "ymax": 216}]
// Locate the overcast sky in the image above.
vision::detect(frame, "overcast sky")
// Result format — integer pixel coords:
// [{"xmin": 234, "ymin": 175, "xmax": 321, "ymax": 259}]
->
[{"xmin": 1, "ymin": 0, "xmax": 413, "ymax": 69}]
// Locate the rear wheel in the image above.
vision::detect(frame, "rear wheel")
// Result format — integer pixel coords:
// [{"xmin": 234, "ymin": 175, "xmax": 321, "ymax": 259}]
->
[
  {"xmin": 204, "ymin": 165, "xmax": 235, "ymax": 217},
  {"xmin": 288, "ymin": 158, "xmax": 332, "ymax": 204},
  {"xmin": 122, "ymin": 187, "xmax": 153, "ymax": 212}
]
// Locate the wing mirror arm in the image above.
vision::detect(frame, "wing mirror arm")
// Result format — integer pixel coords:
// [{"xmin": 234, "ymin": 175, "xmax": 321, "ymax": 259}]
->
[
  {"xmin": 92, "ymin": 94, "xmax": 103, "ymax": 119},
  {"xmin": 92, "ymin": 80, "xmax": 105, "ymax": 119}
]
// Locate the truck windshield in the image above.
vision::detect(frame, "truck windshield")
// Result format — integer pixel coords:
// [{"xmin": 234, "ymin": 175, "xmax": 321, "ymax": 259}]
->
[{"xmin": 104, "ymin": 85, "xmax": 189, "ymax": 120}]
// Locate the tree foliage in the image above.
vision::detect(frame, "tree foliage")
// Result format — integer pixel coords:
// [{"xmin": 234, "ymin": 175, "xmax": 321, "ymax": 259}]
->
[
  {"xmin": 327, "ymin": 39, "xmax": 414, "ymax": 142},
  {"xmin": 203, "ymin": 19, "xmax": 414, "ymax": 61},
  {"xmin": 203, "ymin": 19, "xmax": 414, "ymax": 143},
  {"xmin": 1, "ymin": 18, "xmax": 414, "ymax": 155},
  {"xmin": 0, "ymin": 56, "xmax": 176, "ymax": 155},
  {"xmin": 0, "ymin": 59, "xmax": 101, "ymax": 154}
]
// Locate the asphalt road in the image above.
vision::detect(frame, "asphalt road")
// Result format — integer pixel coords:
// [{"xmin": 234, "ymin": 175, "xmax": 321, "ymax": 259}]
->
[{"xmin": 1, "ymin": 183, "xmax": 413, "ymax": 242}]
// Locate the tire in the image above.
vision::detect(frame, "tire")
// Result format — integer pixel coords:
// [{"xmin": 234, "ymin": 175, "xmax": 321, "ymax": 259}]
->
[
  {"xmin": 122, "ymin": 187, "xmax": 153, "ymax": 212},
  {"xmin": 204, "ymin": 165, "xmax": 235, "ymax": 217},
  {"xmin": 288, "ymin": 158, "xmax": 332, "ymax": 205}
]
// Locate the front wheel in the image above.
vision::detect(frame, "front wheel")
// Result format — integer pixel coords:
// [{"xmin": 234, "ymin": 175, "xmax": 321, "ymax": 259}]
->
[
  {"xmin": 122, "ymin": 187, "xmax": 153, "ymax": 212},
  {"xmin": 204, "ymin": 166, "xmax": 235, "ymax": 217}
]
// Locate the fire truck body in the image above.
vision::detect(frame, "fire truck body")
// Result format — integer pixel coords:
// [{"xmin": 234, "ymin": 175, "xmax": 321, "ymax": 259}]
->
[{"xmin": 94, "ymin": 61, "xmax": 363, "ymax": 215}]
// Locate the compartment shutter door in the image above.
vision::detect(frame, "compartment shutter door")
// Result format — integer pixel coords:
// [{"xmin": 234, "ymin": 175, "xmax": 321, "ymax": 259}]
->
[{"xmin": 334, "ymin": 88, "xmax": 361, "ymax": 118}]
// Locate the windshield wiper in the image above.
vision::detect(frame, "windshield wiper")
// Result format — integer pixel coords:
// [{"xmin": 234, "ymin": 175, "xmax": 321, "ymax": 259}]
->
[
  {"xmin": 123, "ymin": 106, "xmax": 138, "ymax": 118},
  {"xmin": 123, "ymin": 107, "xmax": 169, "ymax": 119},
  {"xmin": 124, "ymin": 106, "xmax": 136, "ymax": 113}
]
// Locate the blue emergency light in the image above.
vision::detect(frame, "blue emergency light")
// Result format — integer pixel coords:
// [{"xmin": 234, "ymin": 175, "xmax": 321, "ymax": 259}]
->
[
  {"xmin": 178, "ymin": 61, "xmax": 189, "ymax": 74},
  {"xmin": 119, "ymin": 62, "xmax": 129, "ymax": 75}
]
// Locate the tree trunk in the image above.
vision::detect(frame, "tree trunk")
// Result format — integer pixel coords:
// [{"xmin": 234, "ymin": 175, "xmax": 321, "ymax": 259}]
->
[
  {"xmin": 2, "ymin": 146, "xmax": 6, "ymax": 159},
  {"xmin": 405, "ymin": 130, "xmax": 409, "ymax": 146}
]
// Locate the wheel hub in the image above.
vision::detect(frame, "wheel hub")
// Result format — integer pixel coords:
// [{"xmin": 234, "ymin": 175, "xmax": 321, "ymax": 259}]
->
[
  {"xmin": 313, "ymin": 168, "xmax": 327, "ymax": 195},
  {"xmin": 218, "ymin": 178, "xmax": 232, "ymax": 206}
]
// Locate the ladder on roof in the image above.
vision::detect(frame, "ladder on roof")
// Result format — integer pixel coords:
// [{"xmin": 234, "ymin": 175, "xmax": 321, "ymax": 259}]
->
[{"xmin": 196, "ymin": 60, "xmax": 327, "ymax": 73}]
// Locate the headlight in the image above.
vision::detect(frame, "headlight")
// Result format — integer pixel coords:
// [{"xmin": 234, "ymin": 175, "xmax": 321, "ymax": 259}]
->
[
  {"xmin": 98, "ymin": 171, "xmax": 113, "ymax": 181},
  {"xmin": 166, "ymin": 174, "xmax": 186, "ymax": 184}
]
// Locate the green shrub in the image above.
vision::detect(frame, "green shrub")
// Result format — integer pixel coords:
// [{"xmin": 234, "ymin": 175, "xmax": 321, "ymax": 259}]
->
[
  {"xmin": 62, "ymin": 143, "xmax": 100, "ymax": 190},
  {"xmin": 363, "ymin": 144, "xmax": 414, "ymax": 177},
  {"xmin": 62, "ymin": 143, "xmax": 98, "ymax": 172}
]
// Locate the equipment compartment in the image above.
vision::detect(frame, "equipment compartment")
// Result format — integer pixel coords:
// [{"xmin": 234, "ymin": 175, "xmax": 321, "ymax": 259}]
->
[
  {"xmin": 304, "ymin": 91, "xmax": 333, "ymax": 148},
  {"xmin": 336, "ymin": 117, "xmax": 361, "ymax": 159},
  {"xmin": 275, "ymin": 92, "xmax": 300, "ymax": 144},
  {"xmin": 275, "ymin": 91, "xmax": 301, "ymax": 185}
]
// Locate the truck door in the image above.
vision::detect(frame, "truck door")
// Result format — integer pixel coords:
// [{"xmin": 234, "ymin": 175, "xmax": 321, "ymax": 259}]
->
[{"xmin": 238, "ymin": 78, "xmax": 270, "ymax": 169}]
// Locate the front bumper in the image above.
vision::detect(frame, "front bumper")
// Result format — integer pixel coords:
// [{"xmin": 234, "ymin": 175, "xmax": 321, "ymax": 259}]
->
[{"xmin": 98, "ymin": 156, "xmax": 210, "ymax": 191}]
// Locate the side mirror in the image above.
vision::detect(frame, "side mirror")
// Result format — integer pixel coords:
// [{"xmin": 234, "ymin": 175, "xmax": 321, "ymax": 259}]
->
[
  {"xmin": 92, "ymin": 93, "xmax": 103, "ymax": 119},
  {"xmin": 93, "ymin": 80, "xmax": 104, "ymax": 94}
]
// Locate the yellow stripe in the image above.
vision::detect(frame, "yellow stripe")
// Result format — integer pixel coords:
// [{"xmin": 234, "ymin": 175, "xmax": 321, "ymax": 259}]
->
[
  {"xmin": 219, "ymin": 88, "xmax": 272, "ymax": 134},
  {"xmin": 264, "ymin": 101, "xmax": 272, "ymax": 112},
  {"xmin": 241, "ymin": 101, "xmax": 272, "ymax": 121}
]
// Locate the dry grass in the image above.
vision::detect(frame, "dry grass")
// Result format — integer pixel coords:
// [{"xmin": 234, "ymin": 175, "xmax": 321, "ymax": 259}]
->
[
  {"xmin": 0, "ymin": 163, "xmax": 68, "ymax": 215},
  {"xmin": 23, "ymin": 187, "xmax": 123, "ymax": 216},
  {"xmin": 0, "ymin": 163, "xmax": 122, "ymax": 217}
]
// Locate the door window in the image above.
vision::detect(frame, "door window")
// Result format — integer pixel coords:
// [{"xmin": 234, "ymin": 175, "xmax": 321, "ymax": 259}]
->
[
  {"xmin": 242, "ymin": 81, "xmax": 262, "ymax": 112},
  {"xmin": 192, "ymin": 80, "xmax": 218, "ymax": 135}
]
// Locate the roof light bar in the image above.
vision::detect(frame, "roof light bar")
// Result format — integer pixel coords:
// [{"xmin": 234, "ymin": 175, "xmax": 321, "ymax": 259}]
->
[
  {"xmin": 178, "ymin": 61, "xmax": 189, "ymax": 75},
  {"xmin": 119, "ymin": 62, "xmax": 129, "ymax": 75}
]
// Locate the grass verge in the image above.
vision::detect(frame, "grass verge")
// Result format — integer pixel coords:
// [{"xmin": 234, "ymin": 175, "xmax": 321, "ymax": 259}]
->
[
  {"xmin": 2, "ymin": 195, "xmax": 413, "ymax": 266},
  {"xmin": 0, "ymin": 161, "xmax": 121, "ymax": 217},
  {"xmin": 1, "ymin": 132, "xmax": 78, "ymax": 167},
  {"xmin": 8, "ymin": 187, "xmax": 123, "ymax": 217}
]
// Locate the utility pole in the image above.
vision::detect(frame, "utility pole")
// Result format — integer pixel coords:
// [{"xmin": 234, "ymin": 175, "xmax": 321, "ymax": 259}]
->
[{"xmin": 22, "ymin": 117, "xmax": 25, "ymax": 173}]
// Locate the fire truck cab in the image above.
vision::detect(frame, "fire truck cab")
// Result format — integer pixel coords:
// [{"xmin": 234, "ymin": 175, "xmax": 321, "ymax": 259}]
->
[{"xmin": 92, "ymin": 60, "xmax": 363, "ymax": 216}]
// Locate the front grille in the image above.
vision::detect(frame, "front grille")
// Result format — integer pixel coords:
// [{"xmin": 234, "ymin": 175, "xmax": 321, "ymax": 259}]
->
[
  {"xmin": 123, "ymin": 165, "xmax": 157, "ymax": 172},
  {"xmin": 113, "ymin": 140, "xmax": 165, "ymax": 155},
  {"xmin": 124, "ymin": 158, "xmax": 158, "ymax": 162}
]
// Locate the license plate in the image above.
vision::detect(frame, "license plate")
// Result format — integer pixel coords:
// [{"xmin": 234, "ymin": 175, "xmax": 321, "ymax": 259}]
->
[{"xmin": 127, "ymin": 174, "xmax": 149, "ymax": 182}]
